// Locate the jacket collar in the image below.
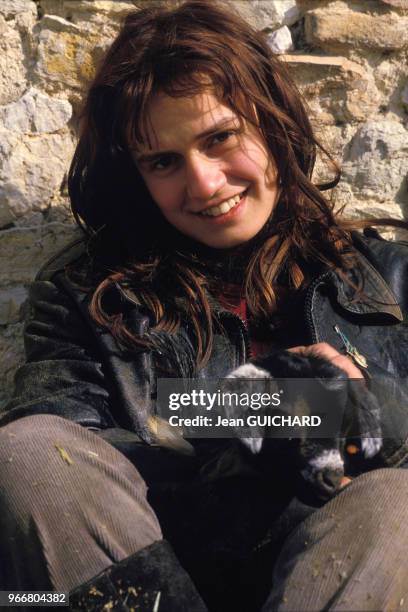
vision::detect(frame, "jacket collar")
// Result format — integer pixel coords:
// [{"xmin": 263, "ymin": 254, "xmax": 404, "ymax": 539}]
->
[{"xmin": 323, "ymin": 251, "xmax": 403, "ymax": 322}]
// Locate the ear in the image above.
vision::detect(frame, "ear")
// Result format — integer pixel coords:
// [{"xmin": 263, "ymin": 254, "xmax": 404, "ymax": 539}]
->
[
  {"xmin": 240, "ymin": 437, "xmax": 263, "ymax": 454},
  {"xmin": 361, "ymin": 437, "xmax": 382, "ymax": 458},
  {"xmin": 347, "ymin": 384, "xmax": 383, "ymax": 458},
  {"xmin": 227, "ymin": 363, "xmax": 271, "ymax": 379}
]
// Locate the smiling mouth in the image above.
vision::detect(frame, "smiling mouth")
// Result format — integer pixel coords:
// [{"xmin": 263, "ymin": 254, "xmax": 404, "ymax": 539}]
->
[{"xmin": 197, "ymin": 191, "xmax": 247, "ymax": 218}]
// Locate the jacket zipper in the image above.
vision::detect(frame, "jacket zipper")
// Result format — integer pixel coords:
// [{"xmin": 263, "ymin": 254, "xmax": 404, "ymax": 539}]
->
[
  {"xmin": 303, "ymin": 270, "xmax": 332, "ymax": 343},
  {"xmin": 333, "ymin": 325, "xmax": 368, "ymax": 369},
  {"xmin": 333, "ymin": 324, "xmax": 371, "ymax": 379},
  {"xmin": 115, "ymin": 282, "xmax": 139, "ymax": 306}
]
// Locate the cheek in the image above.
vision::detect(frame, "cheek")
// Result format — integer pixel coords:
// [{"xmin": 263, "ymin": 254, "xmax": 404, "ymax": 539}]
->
[
  {"xmin": 225, "ymin": 154, "xmax": 258, "ymax": 184},
  {"xmin": 231, "ymin": 146, "xmax": 271, "ymax": 184},
  {"xmin": 142, "ymin": 176, "xmax": 182, "ymax": 214}
]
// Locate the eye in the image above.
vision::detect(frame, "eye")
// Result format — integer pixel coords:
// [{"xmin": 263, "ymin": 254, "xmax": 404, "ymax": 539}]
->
[
  {"xmin": 209, "ymin": 130, "xmax": 236, "ymax": 147},
  {"xmin": 148, "ymin": 153, "xmax": 179, "ymax": 172}
]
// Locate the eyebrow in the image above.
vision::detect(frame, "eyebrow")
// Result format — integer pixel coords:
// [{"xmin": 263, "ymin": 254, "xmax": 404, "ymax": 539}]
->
[{"xmin": 133, "ymin": 117, "xmax": 240, "ymax": 163}]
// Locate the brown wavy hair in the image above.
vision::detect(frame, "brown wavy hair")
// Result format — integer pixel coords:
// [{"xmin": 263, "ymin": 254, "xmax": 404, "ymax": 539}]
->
[{"xmin": 68, "ymin": 0, "xmax": 403, "ymax": 373}]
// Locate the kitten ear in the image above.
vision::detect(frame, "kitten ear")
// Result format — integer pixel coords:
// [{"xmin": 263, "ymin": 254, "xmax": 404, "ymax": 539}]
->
[
  {"xmin": 361, "ymin": 437, "xmax": 382, "ymax": 458},
  {"xmin": 347, "ymin": 384, "xmax": 382, "ymax": 458},
  {"xmin": 227, "ymin": 363, "xmax": 271, "ymax": 379},
  {"xmin": 240, "ymin": 437, "xmax": 264, "ymax": 454}
]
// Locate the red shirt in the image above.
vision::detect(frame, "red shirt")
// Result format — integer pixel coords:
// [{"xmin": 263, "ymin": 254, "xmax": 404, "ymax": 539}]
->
[{"xmin": 218, "ymin": 293, "xmax": 271, "ymax": 358}]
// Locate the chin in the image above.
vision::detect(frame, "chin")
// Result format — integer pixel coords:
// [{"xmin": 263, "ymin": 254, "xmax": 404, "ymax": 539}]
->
[
  {"xmin": 196, "ymin": 230, "xmax": 262, "ymax": 250},
  {"xmin": 203, "ymin": 239, "xmax": 249, "ymax": 249}
]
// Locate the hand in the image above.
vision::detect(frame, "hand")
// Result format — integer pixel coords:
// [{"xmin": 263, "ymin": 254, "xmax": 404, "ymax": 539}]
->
[{"xmin": 288, "ymin": 342, "xmax": 364, "ymax": 380}]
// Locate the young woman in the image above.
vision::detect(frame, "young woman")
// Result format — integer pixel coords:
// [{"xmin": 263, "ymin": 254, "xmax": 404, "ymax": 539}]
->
[{"xmin": 2, "ymin": 1, "xmax": 408, "ymax": 610}]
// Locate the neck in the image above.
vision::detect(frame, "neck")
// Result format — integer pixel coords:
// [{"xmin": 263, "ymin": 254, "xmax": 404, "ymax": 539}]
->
[{"xmin": 170, "ymin": 227, "xmax": 272, "ymax": 285}]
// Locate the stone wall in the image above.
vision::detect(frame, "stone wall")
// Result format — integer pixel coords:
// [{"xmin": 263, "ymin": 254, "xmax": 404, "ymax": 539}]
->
[{"xmin": 1, "ymin": 0, "xmax": 407, "ymax": 408}]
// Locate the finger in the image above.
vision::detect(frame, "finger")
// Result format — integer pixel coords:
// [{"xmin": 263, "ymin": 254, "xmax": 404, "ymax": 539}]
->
[
  {"xmin": 288, "ymin": 343, "xmax": 340, "ymax": 360},
  {"xmin": 288, "ymin": 343, "xmax": 364, "ymax": 379},
  {"xmin": 305, "ymin": 342, "xmax": 343, "ymax": 361},
  {"xmin": 287, "ymin": 346, "xmax": 306, "ymax": 354},
  {"xmin": 330, "ymin": 354, "xmax": 364, "ymax": 379}
]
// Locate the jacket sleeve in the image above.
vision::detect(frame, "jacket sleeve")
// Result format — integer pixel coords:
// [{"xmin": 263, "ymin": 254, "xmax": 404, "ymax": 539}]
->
[{"xmin": 1, "ymin": 277, "xmax": 116, "ymax": 429}]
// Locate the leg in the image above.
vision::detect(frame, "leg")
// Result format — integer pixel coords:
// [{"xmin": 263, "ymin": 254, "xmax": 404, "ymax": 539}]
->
[
  {"xmin": 263, "ymin": 468, "xmax": 408, "ymax": 611},
  {"xmin": 0, "ymin": 414, "xmax": 162, "ymax": 593}
]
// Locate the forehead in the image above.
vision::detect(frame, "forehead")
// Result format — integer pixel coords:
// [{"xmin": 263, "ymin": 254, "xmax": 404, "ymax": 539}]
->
[{"xmin": 138, "ymin": 91, "xmax": 239, "ymax": 152}]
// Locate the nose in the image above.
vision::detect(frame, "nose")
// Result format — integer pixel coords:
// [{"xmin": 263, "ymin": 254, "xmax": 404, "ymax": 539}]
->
[
  {"xmin": 185, "ymin": 153, "xmax": 226, "ymax": 202},
  {"xmin": 315, "ymin": 467, "xmax": 344, "ymax": 499}
]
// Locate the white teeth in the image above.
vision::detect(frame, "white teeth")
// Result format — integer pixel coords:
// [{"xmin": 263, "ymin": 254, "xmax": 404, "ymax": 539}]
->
[{"xmin": 200, "ymin": 193, "xmax": 243, "ymax": 217}]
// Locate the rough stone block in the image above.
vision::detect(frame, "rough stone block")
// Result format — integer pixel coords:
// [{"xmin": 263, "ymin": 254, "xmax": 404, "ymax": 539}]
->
[
  {"xmin": 371, "ymin": 59, "xmax": 408, "ymax": 109},
  {"xmin": 402, "ymin": 84, "xmax": 408, "ymax": 107},
  {"xmin": 222, "ymin": 0, "xmax": 302, "ymax": 31},
  {"xmin": 0, "ymin": 88, "xmax": 72, "ymax": 134},
  {"xmin": 35, "ymin": 16, "xmax": 111, "ymax": 97},
  {"xmin": 0, "ymin": 223, "xmax": 81, "ymax": 285},
  {"xmin": 305, "ymin": 3, "xmax": 408, "ymax": 51},
  {"xmin": 40, "ymin": 0, "xmax": 138, "ymax": 22},
  {"xmin": 267, "ymin": 26, "xmax": 293, "ymax": 55},
  {"xmin": 335, "ymin": 194, "xmax": 405, "ymax": 228},
  {"xmin": 254, "ymin": 0, "xmax": 301, "ymax": 28},
  {"xmin": 380, "ymin": 0, "xmax": 408, "ymax": 8},
  {"xmin": 340, "ymin": 120, "xmax": 408, "ymax": 204},
  {"xmin": 0, "ymin": 286, "xmax": 28, "ymax": 325},
  {"xmin": 281, "ymin": 54, "xmax": 379, "ymax": 124},
  {"xmin": 0, "ymin": 0, "xmax": 36, "ymax": 20},
  {"xmin": 0, "ymin": 14, "xmax": 28, "ymax": 105},
  {"xmin": 0, "ymin": 129, "xmax": 75, "ymax": 227}
]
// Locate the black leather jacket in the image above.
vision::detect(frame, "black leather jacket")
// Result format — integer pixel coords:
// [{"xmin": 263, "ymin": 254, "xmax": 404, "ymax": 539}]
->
[{"xmin": 3, "ymin": 229, "xmax": 408, "ymax": 471}]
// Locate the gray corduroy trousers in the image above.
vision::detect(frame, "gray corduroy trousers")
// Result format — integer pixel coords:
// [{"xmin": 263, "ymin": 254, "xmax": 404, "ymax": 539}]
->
[{"xmin": 1, "ymin": 414, "xmax": 408, "ymax": 611}]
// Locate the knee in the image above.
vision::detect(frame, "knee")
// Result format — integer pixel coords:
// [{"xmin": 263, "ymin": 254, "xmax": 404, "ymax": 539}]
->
[
  {"xmin": 348, "ymin": 468, "xmax": 408, "ymax": 498},
  {"xmin": 0, "ymin": 414, "xmax": 74, "ymax": 459},
  {"xmin": 0, "ymin": 415, "xmax": 75, "ymax": 484},
  {"xmin": 0, "ymin": 414, "xmax": 147, "ymax": 497}
]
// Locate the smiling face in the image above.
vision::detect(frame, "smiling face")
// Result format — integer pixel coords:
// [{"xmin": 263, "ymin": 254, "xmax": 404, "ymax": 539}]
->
[{"xmin": 132, "ymin": 91, "xmax": 280, "ymax": 249}]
